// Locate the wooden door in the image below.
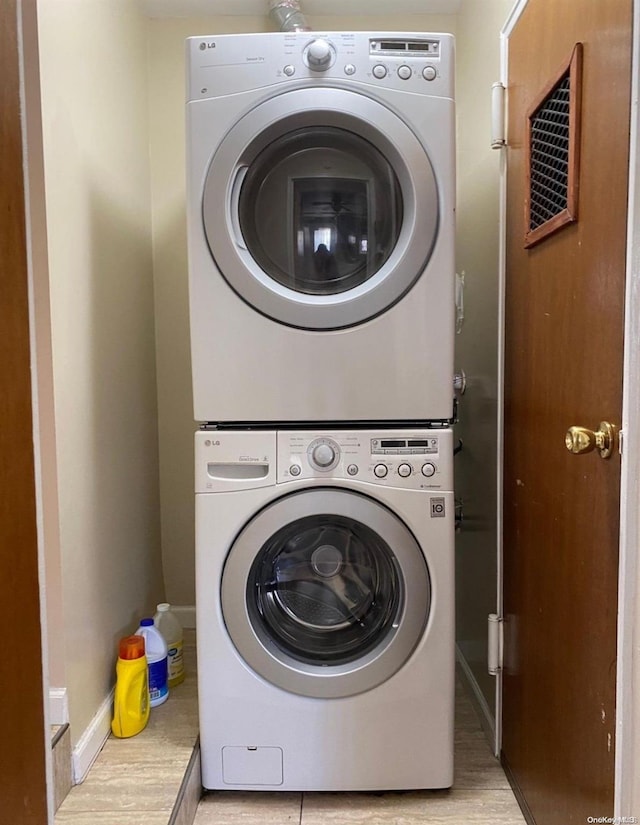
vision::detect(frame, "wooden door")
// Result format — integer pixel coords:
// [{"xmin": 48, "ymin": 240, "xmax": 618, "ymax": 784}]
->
[
  {"xmin": 502, "ymin": 2, "xmax": 632, "ymax": 824},
  {"xmin": 0, "ymin": 1, "xmax": 48, "ymax": 822}
]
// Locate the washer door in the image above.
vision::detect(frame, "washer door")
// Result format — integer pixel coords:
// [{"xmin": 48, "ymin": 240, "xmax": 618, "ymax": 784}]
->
[
  {"xmin": 203, "ymin": 87, "xmax": 439, "ymax": 330},
  {"xmin": 221, "ymin": 488, "xmax": 430, "ymax": 698}
]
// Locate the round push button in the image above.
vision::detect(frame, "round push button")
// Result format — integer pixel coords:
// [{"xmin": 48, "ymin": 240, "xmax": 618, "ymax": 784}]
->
[
  {"xmin": 289, "ymin": 464, "xmax": 301, "ymax": 476},
  {"xmin": 422, "ymin": 65, "xmax": 437, "ymax": 81},
  {"xmin": 344, "ymin": 63, "xmax": 356, "ymax": 76},
  {"xmin": 283, "ymin": 65, "xmax": 295, "ymax": 77},
  {"xmin": 347, "ymin": 464, "xmax": 359, "ymax": 476},
  {"xmin": 398, "ymin": 65, "xmax": 412, "ymax": 80},
  {"xmin": 372, "ymin": 64, "xmax": 388, "ymax": 79},
  {"xmin": 374, "ymin": 463, "xmax": 389, "ymax": 478},
  {"xmin": 398, "ymin": 463, "xmax": 412, "ymax": 478},
  {"xmin": 421, "ymin": 462, "xmax": 436, "ymax": 477}
]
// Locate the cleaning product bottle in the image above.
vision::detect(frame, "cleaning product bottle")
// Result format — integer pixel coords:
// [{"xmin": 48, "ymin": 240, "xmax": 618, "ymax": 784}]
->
[
  {"xmin": 153, "ymin": 603, "xmax": 185, "ymax": 688},
  {"xmin": 111, "ymin": 634, "xmax": 150, "ymax": 738},
  {"xmin": 135, "ymin": 618, "xmax": 169, "ymax": 707}
]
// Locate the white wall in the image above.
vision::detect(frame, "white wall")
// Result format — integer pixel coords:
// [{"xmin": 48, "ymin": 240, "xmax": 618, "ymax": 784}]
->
[
  {"xmin": 37, "ymin": 0, "xmax": 164, "ymax": 749},
  {"xmin": 148, "ymin": 11, "xmax": 458, "ymax": 606},
  {"xmin": 453, "ymin": 0, "xmax": 513, "ymax": 711}
]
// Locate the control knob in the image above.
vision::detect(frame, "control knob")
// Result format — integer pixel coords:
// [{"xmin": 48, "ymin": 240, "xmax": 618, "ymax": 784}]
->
[
  {"xmin": 398, "ymin": 463, "xmax": 412, "ymax": 478},
  {"xmin": 312, "ymin": 442, "xmax": 335, "ymax": 467},
  {"xmin": 308, "ymin": 438, "xmax": 340, "ymax": 470},
  {"xmin": 305, "ymin": 38, "xmax": 334, "ymax": 71}
]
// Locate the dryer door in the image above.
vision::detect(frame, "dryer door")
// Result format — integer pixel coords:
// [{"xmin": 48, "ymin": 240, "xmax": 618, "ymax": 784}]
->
[
  {"xmin": 202, "ymin": 88, "xmax": 439, "ymax": 330},
  {"xmin": 221, "ymin": 488, "xmax": 430, "ymax": 698}
]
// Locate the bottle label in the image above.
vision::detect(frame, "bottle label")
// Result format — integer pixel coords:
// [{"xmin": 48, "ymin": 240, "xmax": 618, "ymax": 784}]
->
[
  {"xmin": 167, "ymin": 640, "xmax": 184, "ymax": 682},
  {"xmin": 148, "ymin": 657, "xmax": 168, "ymax": 700},
  {"xmin": 141, "ymin": 670, "xmax": 149, "ymax": 715}
]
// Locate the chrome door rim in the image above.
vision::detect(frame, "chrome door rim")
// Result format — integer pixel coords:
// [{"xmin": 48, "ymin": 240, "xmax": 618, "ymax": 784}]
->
[{"xmin": 202, "ymin": 87, "xmax": 439, "ymax": 330}]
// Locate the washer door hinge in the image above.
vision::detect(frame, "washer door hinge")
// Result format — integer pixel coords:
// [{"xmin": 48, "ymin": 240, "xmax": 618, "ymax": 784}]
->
[{"xmin": 488, "ymin": 613, "xmax": 504, "ymax": 675}]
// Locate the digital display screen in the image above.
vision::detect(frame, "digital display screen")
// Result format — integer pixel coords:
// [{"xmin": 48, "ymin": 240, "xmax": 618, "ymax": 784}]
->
[
  {"xmin": 380, "ymin": 439, "xmax": 406, "ymax": 448},
  {"xmin": 408, "ymin": 440, "xmax": 429, "ymax": 447},
  {"xmin": 380, "ymin": 41, "xmax": 407, "ymax": 50}
]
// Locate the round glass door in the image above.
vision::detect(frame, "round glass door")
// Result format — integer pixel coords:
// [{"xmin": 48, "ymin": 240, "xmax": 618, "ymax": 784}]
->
[
  {"xmin": 248, "ymin": 513, "xmax": 402, "ymax": 665},
  {"xmin": 238, "ymin": 127, "xmax": 403, "ymax": 296},
  {"xmin": 202, "ymin": 87, "xmax": 439, "ymax": 330},
  {"xmin": 221, "ymin": 488, "xmax": 431, "ymax": 699}
]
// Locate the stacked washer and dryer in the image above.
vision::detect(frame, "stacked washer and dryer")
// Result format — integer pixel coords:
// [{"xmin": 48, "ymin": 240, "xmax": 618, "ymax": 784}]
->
[{"xmin": 186, "ymin": 28, "xmax": 456, "ymax": 792}]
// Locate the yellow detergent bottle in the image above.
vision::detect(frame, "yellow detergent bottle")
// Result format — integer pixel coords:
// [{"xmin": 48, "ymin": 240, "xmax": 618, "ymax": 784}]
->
[{"xmin": 111, "ymin": 635, "xmax": 150, "ymax": 738}]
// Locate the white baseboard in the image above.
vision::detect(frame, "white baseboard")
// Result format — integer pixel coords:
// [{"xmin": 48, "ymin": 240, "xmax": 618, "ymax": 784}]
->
[
  {"xmin": 49, "ymin": 687, "xmax": 69, "ymax": 725},
  {"xmin": 72, "ymin": 688, "xmax": 114, "ymax": 784},
  {"xmin": 172, "ymin": 604, "xmax": 196, "ymax": 629}
]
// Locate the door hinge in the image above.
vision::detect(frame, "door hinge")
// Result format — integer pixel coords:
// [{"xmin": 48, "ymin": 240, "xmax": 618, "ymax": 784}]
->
[
  {"xmin": 488, "ymin": 613, "xmax": 504, "ymax": 675},
  {"xmin": 491, "ymin": 82, "xmax": 506, "ymax": 149},
  {"xmin": 619, "ymin": 428, "xmax": 624, "ymax": 455}
]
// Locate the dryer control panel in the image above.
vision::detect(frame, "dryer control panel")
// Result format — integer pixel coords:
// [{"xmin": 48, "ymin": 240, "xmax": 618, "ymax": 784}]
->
[
  {"xmin": 278, "ymin": 429, "xmax": 453, "ymax": 491},
  {"xmin": 187, "ymin": 31, "xmax": 454, "ymax": 101}
]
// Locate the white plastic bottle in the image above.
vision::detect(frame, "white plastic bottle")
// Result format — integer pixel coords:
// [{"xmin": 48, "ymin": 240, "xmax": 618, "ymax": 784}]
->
[
  {"xmin": 135, "ymin": 618, "xmax": 169, "ymax": 707},
  {"xmin": 153, "ymin": 603, "xmax": 185, "ymax": 688}
]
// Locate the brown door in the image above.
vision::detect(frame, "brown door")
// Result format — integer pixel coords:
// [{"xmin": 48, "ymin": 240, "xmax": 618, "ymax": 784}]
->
[
  {"xmin": 502, "ymin": 2, "xmax": 632, "ymax": 824},
  {"xmin": 0, "ymin": 1, "xmax": 48, "ymax": 822}
]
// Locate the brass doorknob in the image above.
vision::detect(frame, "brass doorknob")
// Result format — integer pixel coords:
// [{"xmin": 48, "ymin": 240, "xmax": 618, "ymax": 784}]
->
[{"xmin": 565, "ymin": 421, "xmax": 616, "ymax": 459}]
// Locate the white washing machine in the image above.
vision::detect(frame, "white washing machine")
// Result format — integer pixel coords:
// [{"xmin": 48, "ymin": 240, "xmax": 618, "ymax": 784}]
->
[
  {"xmin": 186, "ymin": 32, "xmax": 456, "ymax": 424},
  {"xmin": 195, "ymin": 428, "xmax": 454, "ymax": 791}
]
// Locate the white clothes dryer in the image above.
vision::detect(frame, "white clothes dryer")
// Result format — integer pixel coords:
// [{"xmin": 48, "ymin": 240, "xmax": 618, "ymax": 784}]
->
[
  {"xmin": 186, "ymin": 32, "xmax": 456, "ymax": 424},
  {"xmin": 195, "ymin": 427, "xmax": 454, "ymax": 791}
]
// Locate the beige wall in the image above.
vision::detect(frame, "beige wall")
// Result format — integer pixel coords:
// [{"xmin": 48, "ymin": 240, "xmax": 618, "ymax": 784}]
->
[
  {"xmin": 149, "ymin": 12, "xmax": 458, "ymax": 606},
  {"xmin": 35, "ymin": 0, "xmax": 505, "ymax": 743},
  {"xmin": 38, "ymin": 0, "xmax": 164, "ymax": 747},
  {"xmin": 454, "ymin": 0, "xmax": 513, "ymax": 711}
]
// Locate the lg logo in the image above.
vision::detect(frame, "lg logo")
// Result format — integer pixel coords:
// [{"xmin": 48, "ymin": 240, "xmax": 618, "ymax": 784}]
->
[
  {"xmin": 199, "ymin": 42, "xmax": 216, "ymax": 50},
  {"xmin": 204, "ymin": 439, "xmax": 221, "ymax": 447}
]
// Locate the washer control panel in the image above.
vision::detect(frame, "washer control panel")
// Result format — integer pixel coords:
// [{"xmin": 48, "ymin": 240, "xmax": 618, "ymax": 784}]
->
[{"xmin": 278, "ymin": 430, "xmax": 453, "ymax": 490}]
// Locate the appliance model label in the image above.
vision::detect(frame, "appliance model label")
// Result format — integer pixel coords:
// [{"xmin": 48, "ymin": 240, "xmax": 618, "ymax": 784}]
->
[{"xmin": 430, "ymin": 498, "xmax": 446, "ymax": 518}]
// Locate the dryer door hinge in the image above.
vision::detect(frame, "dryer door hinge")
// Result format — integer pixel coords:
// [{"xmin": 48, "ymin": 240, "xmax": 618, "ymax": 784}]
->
[
  {"xmin": 491, "ymin": 82, "xmax": 506, "ymax": 148},
  {"xmin": 488, "ymin": 613, "xmax": 504, "ymax": 675}
]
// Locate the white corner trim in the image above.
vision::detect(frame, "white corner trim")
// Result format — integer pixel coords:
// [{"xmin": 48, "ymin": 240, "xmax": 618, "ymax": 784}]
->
[
  {"xmin": 615, "ymin": 0, "xmax": 640, "ymax": 816},
  {"xmin": 455, "ymin": 645, "xmax": 496, "ymax": 748},
  {"xmin": 171, "ymin": 604, "xmax": 196, "ymax": 629},
  {"xmin": 72, "ymin": 688, "xmax": 114, "ymax": 784},
  {"xmin": 501, "ymin": 0, "xmax": 530, "ymax": 41},
  {"xmin": 495, "ymin": 0, "xmax": 530, "ymax": 760},
  {"xmin": 49, "ymin": 687, "xmax": 69, "ymax": 726}
]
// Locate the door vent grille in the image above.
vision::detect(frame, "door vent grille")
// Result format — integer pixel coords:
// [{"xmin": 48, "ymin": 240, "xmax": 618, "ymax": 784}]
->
[
  {"xmin": 524, "ymin": 44, "xmax": 583, "ymax": 248},
  {"xmin": 529, "ymin": 75, "xmax": 570, "ymax": 228}
]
